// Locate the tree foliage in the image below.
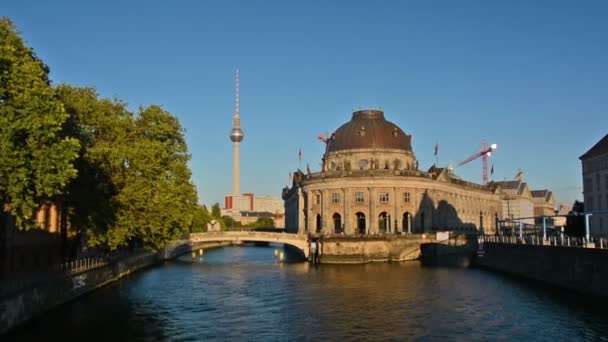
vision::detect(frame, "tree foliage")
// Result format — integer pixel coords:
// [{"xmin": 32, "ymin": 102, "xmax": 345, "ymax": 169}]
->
[
  {"xmin": 211, "ymin": 203, "xmax": 222, "ymax": 218},
  {"xmin": 0, "ymin": 17, "xmax": 79, "ymax": 229},
  {"xmin": 565, "ymin": 200, "xmax": 585, "ymax": 237},
  {"xmin": 58, "ymin": 85, "xmax": 198, "ymax": 250},
  {"xmin": 191, "ymin": 205, "xmax": 211, "ymax": 233}
]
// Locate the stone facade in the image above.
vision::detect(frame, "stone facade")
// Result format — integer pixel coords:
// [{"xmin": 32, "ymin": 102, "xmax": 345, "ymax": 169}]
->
[
  {"xmin": 580, "ymin": 133, "xmax": 608, "ymax": 237},
  {"xmin": 283, "ymin": 109, "xmax": 503, "ymax": 236}
]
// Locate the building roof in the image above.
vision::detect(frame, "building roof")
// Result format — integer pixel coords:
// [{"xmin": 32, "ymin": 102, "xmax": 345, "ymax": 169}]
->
[
  {"xmin": 326, "ymin": 109, "xmax": 413, "ymax": 153},
  {"xmin": 531, "ymin": 190, "xmax": 553, "ymax": 202},
  {"xmin": 580, "ymin": 133, "xmax": 608, "ymax": 160},
  {"xmin": 489, "ymin": 180, "xmax": 531, "ymax": 197}
]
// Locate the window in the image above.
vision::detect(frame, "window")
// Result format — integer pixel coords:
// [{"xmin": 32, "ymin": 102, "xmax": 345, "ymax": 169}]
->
[
  {"xmin": 379, "ymin": 192, "xmax": 389, "ymax": 203},
  {"xmin": 331, "ymin": 193, "xmax": 340, "ymax": 204},
  {"xmin": 403, "ymin": 192, "xmax": 411, "ymax": 203},
  {"xmin": 588, "ymin": 197, "xmax": 594, "ymax": 211},
  {"xmin": 587, "ymin": 178, "xmax": 593, "ymax": 192},
  {"xmin": 355, "ymin": 192, "xmax": 364, "ymax": 203},
  {"xmin": 597, "ymin": 174, "xmax": 601, "ymax": 191},
  {"xmin": 359, "ymin": 160, "xmax": 368, "ymax": 169},
  {"xmin": 598, "ymin": 195, "xmax": 603, "ymax": 212},
  {"xmin": 606, "ymin": 174, "xmax": 608, "ymax": 190},
  {"xmin": 315, "ymin": 194, "xmax": 321, "ymax": 205}
]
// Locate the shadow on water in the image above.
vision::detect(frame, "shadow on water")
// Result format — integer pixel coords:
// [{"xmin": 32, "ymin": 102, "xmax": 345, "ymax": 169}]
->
[{"xmin": 4, "ymin": 274, "xmax": 170, "ymax": 342}]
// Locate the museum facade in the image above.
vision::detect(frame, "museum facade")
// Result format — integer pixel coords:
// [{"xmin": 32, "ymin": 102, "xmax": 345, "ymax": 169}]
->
[{"xmin": 283, "ymin": 109, "xmax": 504, "ymax": 235}]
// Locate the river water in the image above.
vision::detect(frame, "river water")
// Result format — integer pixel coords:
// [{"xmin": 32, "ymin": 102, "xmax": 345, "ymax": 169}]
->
[{"xmin": 6, "ymin": 244, "xmax": 608, "ymax": 341}]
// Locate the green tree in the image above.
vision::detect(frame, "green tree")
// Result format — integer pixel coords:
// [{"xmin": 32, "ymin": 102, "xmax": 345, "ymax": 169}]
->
[
  {"xmin": 211, "ymin": 203, "xmax": 222, "ymax": 218},
  {"xmin": 56, "ymin": 84, "xmax": 132, "ymax": 243},
  {"xmin": 249, "ymin": 216, "xmax": 275, "ymax": 229},
  {"xmin": 0, "ymin": 18, "xmax": 79, "ymax": 229},
  {"xmin": 58, "ymin": 85, "xmax": 198, "ymax": 250},
  {"xmin": 107, "ymin": 105, "xmax": 198, "ymax": 250},
  {"xmin": 191, "ymin": 205, "xmax": 211, "ymax": 233}
]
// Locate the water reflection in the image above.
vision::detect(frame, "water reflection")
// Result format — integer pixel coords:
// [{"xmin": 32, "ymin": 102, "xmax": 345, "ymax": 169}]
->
[{"xmin": 5, "ymin": 245, "xmax": 608, "ymax": 341}]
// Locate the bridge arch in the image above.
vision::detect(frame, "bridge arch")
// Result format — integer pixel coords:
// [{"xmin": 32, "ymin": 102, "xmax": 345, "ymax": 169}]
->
[{"xmin": 184, "ymin": 231, "xmax": 310, "ymax": 259}]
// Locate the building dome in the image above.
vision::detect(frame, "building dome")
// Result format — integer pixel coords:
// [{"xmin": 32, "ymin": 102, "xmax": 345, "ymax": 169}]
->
[{"xmin": 326, "ymin": 110, "xmax": 412, "ymax": 153}]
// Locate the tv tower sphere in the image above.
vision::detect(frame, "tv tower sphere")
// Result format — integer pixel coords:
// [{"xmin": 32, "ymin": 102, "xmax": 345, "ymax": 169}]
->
[{"xmin": 230, "ymin": 127, "xmax": 244, "ymax": 142}]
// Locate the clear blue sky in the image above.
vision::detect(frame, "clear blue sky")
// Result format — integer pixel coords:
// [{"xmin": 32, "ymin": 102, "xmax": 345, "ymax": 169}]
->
[{"xmin": 3, "ymin": 0, "xmax": 607, "ymax": 207}]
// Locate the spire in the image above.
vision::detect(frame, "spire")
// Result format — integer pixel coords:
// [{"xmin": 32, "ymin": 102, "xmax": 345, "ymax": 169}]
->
[{"xmin": 235, "ymin": 66, "xmax": 240, "ymax": 117}]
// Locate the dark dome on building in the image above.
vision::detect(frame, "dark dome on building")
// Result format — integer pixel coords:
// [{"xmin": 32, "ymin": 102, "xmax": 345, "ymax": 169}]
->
[{"xmin": 326, "ymin": 109, "xmax": 412, "ymax": 153}]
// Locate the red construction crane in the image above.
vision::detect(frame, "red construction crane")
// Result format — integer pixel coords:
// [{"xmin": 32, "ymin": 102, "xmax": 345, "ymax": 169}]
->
[{"xmin": 458, "ymin": 141, "xmax": 497, "ymax": 185}]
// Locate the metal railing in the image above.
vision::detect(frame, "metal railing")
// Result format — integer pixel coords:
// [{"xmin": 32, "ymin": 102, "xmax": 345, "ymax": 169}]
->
[
  {"xmin": 480, "ymin": 234, "xmax": 608, "ymax": 249},
  {"xmin": 59, "ymin": 256, "xmax": 109, "ymax": 275}
]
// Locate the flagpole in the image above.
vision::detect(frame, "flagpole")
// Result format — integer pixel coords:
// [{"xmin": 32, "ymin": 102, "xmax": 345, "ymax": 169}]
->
[{"xmin": 434, "ymin": 141, "xmax": 439, "ymax": 166}]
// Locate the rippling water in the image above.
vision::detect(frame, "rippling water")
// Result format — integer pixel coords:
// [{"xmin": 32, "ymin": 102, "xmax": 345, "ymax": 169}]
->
[{"xmin": 6, "ymin": 244, "xmax": 608, "ymax": 341}]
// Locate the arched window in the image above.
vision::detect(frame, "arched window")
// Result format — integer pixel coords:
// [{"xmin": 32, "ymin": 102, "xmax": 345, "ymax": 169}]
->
[
  {"xmin": 333, "ymin": 213, "xmax": 342, "ymax": 234},
  {"xmin": 315, "ymin": 214, "xmax": 322, "ymax": 233},
  {"xmin": 403, "ymin": 212, "xmax": 411, "ymax": 234},
  {"xmin": 356, "ymin": 212, "xmax": 366, "ymax": 235},
  {"xmin": 378, "ymin": 212, "xmax": 389, "ymax": 234}
]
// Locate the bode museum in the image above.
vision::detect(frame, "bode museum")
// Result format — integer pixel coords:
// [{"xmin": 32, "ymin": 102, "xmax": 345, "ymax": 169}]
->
[{"xmin": 283, "ymin": 109, "xmax": 508, "ymax": 236}]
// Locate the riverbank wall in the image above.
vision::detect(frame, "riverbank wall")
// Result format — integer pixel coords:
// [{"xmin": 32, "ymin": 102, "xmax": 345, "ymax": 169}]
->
[
  {"xmin": 474, "ymin": 242, "xmax": 608, "ymax": 297},
  {"xmin": 317, "ymin": 234, "xmax": 435, "ymax": 263},
  {"xmin": 1, "ymin": 240, "xmax": 229, "ymax": 335},
  {"xmin": 0, "ymin": 251, "xmax": 157, "ymax": 335}
]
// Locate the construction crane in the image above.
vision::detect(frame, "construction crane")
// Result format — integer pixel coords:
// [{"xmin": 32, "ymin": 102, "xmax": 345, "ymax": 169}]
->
[{"xmin": 458, "ymin": 141, "xmax": 497, "ymax": 185}]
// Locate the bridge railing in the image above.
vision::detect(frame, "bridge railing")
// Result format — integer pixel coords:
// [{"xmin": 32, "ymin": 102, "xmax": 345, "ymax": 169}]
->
[{"xmin": 480, "ymin": 234, "xmax": 608, "ymax": 249}]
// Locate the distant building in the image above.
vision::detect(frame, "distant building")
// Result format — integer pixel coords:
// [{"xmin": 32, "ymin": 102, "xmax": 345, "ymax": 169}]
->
[
  {"xmin": 223, "ymin": 194, "xmax": 285, "ymax": 227},
  {"xmin": 580, "ymin": 133, "xmax": 608, "ymax": 237},
  {"xmin": 531, "ymin": 190, "xmax": 556, "ymax": 217},
  {"xmin": 487, "ymin": 180, "xmax": 534, "ymax": 224}
]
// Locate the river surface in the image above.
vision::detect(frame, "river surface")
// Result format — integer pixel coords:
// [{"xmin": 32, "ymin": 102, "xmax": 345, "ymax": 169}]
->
[{"xmin": 6, "ymin": 244, "xmax": 608, "ymax": 341}]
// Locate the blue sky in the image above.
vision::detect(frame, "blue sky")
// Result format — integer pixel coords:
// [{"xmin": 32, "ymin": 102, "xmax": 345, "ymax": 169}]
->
[{"xmin": 3, "ymin": 0, "xmax": 607, "ymax": 207}]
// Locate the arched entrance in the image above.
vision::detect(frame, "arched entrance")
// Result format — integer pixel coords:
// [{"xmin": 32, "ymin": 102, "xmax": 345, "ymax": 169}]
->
[
  {"xmin": 420, "ymin": 213, "xmax": 425, "ymax": 233},
  {"xmin": 332, "ymin": 213, "xmax": 342, "ymax": 234},
  {"xmin": 403, "ymin": 212, "xmax": 411, "ymax": 234},
  {"xmin": 315, "ymin": 214, "xmax": 322, "ymax": 233},
  {"xmin": 378, "ymin": 212, "xmax": 389, "ymax": 234},
  {"xmin": 356, "ymin": 212, "xmax": 366, "ymax": 235}
]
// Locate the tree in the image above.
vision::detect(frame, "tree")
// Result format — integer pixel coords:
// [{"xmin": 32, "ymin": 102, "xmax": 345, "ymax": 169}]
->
[
  {"xmin": 56, "ymin": 84, "xmax": 132, "ymax": 244},
  {"xmin": 191, "ymin": 205, "xmax": 211, "ymax": 233},
  {"xmin": 565, "ymin": 200, "xmax": 585, "ymax": 237},
  {"xmin": 250, "ymin": 216, "xmax": 275, "ymax": 229},
  {"xmin": 0, "ymin": 18, "xmax": 79, "ymax": 229},
  {"xmin": 106, "ymin": 105, "xmax": 198, "ymax": 250},
  {"xmin": 58, "ymin": 85, "xmax": 198, "ymax": 250},
  {"xmin": 211, "ymin": 203, "xmax": 222, "ymax": 219}
]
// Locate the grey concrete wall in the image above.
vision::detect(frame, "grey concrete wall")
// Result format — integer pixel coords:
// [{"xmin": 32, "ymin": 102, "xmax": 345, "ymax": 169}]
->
[{"xmin": 475, "ymin": 243, "xmax": 608, "ymax": 297}]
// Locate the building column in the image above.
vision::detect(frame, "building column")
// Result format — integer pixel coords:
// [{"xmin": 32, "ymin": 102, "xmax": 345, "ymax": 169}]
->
[
  {"xmin": 368, "ymin": 187, "xmax": 375, "ymax": 234},
  {"xmin": 297, "ymin": 188, "xmax": 304, "ymax": 234},
  {"xmin": 393, "ymin": 187, "xmax": 398, "ymax": 234},
  {"xmin": 343, "ymin": 188, "xmax": 349, "ymax": 235}
]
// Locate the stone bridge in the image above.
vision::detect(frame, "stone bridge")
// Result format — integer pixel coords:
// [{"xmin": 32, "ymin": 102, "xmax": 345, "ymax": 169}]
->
[{"xmin": 187, "ymin": 231, "xmax": 310, "ymax": 258}]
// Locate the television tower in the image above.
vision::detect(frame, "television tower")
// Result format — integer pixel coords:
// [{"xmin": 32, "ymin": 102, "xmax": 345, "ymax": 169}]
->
[{"xmin": 229, "ymin": 67, "xmax": 244, "ymax": 195}]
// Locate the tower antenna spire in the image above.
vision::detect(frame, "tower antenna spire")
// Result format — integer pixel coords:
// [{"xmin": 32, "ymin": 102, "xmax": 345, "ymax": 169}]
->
[
  {"xmin": 230, "ymin": 66, "xmax": 244, "ymax": 196},
  {"xmin": 235, "ymin": 66, "xmax": 240, "ymax": 116}
]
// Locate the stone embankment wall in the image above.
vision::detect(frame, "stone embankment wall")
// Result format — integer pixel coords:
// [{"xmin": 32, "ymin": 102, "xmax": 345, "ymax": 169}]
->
[
  {"xmin": 475, "ymin": 243, "xmax": 608, "ymax": 297},
  {"xmin": 1, "ymin": 240, "xmax": 228, "ymax": 335},
  {"xmin": 0, "ymin": 251, "xmax": 157, "ymax": 335},
  {"xmin": 318, "ymin": 235, "xmax": 434, "ymax": 263}
]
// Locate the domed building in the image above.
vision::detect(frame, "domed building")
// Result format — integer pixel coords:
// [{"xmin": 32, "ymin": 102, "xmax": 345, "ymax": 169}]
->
[{"xmin": 283, "ymin": 109, "xmax": 503, "ymax": 235}]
